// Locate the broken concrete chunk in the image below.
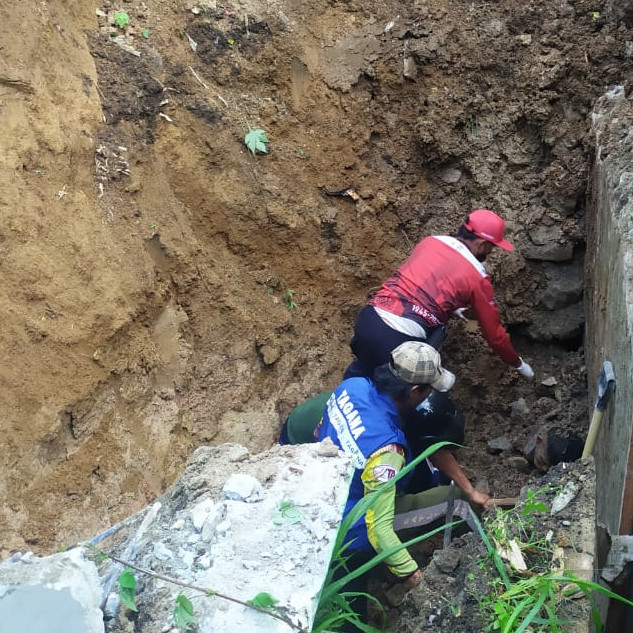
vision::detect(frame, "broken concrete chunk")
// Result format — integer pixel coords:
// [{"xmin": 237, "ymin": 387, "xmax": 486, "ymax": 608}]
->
[
  {"xmin": 223, "ymin": 473, "xmax": 265, "ymax": 502},
  {"xmin": 201, "ymin": 505, "xmax": 226, "ymax": 541},
  {"xmin": 190, "ymin": 498, "xmax": 217, "ymax": 531},
  {"xmin": 152, "ymin": 542, "xmax": 173, "ymax": 561},
  {"xmin": 316, "ymin": 437, "xmax": 341, "ymax": 457},
  {"xmin": 0, "ymin": 548, "xmax": 104, "ymax": 633},
  {"xmin": 550, "ymin": 480, "xmax": 580, "ymax": 514}
]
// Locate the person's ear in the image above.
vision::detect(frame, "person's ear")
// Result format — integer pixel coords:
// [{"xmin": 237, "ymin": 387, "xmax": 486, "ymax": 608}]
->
[{"xmin": 411, "ymin": 384, "xmax": 431, "ymax": 400}]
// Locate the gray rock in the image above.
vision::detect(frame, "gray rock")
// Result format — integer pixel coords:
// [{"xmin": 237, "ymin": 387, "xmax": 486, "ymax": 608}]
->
[
  {"xmin": 482, "ymin": 18, "xmax": 505, "ymax": 37},
  {"xmin": 526, "ymin": 302, "xmax": 585, "ymax": 341},
  {"xmin": 524, "ymin": 225, "xmax": 574, "ymax": 261},
  {"xmin": 510, "ymin": 398, "xmax": 530, "ymax": 419},
  {"xmin": 439, "ymin": 167, "xmax": 463, "ymax": 184},
  {"xmin": 403, "ymin": 56, "xmax": 418, "ymax": 80},
  {"xmin": 432, "ymin": 549, "xmax": 462, "ymax": 574},
  {"xmin": 487, "ymin": 436, "xmax": 513, "ymax": 454},
  {"xmin": 538, "ymin": 261, "xmax": 584, "ymax": 310},
  {"xmin": 506, "ymin": 456, "xmax": 532, "ymax": 474}
]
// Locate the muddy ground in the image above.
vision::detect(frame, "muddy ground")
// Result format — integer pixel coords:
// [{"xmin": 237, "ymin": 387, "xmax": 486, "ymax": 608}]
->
[{"xmin": 0, "ymin": 0, "xmax": 632, "ymax": 623}]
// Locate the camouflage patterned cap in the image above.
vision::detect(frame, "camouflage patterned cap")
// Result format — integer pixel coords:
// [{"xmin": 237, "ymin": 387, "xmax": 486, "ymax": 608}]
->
[{"xmin": 389, "ymin": 341, "xmax": 455, "ymax": 392}]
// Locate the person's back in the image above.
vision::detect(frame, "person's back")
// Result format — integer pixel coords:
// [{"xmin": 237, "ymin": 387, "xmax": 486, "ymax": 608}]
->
[
  {"xmin": 279, "ymin": 392, "xmax": 330, "ymax": 445},
  {"xmin": 318, "ymin": 376, "xmax": 410, "ymax": 550},
  {"xmin": 372, "ymin": 235, "xmax": 487, "ymax": 329},
  {"xmin": 345, "ymin": 209, "xmax": 534, "ymax": 381}
]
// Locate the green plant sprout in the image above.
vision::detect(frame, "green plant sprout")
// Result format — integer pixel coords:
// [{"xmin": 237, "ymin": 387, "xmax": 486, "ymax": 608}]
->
[
  {"xmin": 173, "ymin": 593, "xmax": 197, "ymax": 630},
  {"xmin": 283, "ymin": 289, "xmax": 297, "ymax": 311},
  {"xmin": 441, "ymin": 596, "xmax": 461, "ymax": 617},
  {"xmin": 520, "ymin": 489, "xmax": 549, "ymax": 517},
  {"xmin": 113, "ymin": 11, "xmax": 130, "ymax": 29},
  {"xmin": 247, "ymin": 592, "xmax": 279, "ymax": 610},
  {"xmin": 470, "ymin": 504, "xmax": 633, "ymax": 633},
  {"xmin": 273, "ymin": 500, "xmax": 303, "ymax": 525},
  {"xmin": 118, "ymin": 567, "xmax": 138, "ymax": 611},
  {"xmin": 244, "ymin": 127, "xmax": 269, "ymax": 154},
  {"xmin": 142, "ymin": 28, "xmax": 150, "ymax": 39}
]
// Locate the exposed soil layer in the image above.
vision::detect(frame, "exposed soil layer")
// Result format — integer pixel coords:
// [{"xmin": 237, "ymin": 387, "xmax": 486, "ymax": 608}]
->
[{"xmin": 0, "ymin": 0, "xmax": 631, "ymax": 612}]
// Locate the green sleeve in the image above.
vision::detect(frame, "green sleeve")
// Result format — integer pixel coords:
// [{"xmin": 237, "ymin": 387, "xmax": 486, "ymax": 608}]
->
[{"xmin": 361, "ymin": 450, "xmax": 418, "ymax": 578}]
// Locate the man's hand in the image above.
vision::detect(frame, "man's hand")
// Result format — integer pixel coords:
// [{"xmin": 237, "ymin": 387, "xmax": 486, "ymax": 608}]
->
[
  {"xmin": 516, "ymin": 358, "xmax": 534, "ymax": 379},
  {"xmin": 468, "ymin": 488, "xmax": 491, "ymax": 509},
  {"xmin": 402, "ymin": 569, "xmax": 423, "ymax": 590},
  {"xmin": 385, "ymin": 569, "xmax": 423, "ymax": 606}
]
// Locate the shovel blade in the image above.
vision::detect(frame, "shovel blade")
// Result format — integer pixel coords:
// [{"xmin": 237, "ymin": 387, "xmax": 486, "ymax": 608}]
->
[{"xmin": 596, "ymin": 361, "xmax": 616, "ymax": 411}]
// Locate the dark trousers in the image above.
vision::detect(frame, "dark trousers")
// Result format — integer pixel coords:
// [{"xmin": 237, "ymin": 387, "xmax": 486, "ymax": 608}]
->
[
  {"xmin": 344, "ymin": 305, "xmax": 446, "ymax": 379},
  {"xmin": 278, "ymin": 419, "xmax": 291, "ymax": 445},
  {"xmin": 330, "ymin": 550, "xmax": 374, "ymax": 632}
]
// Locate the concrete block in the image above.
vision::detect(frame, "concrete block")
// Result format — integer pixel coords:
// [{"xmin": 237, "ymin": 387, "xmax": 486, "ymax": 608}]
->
[
  {"xmin": 0, "ymin": 548, "xmax": 104, "ymax": 633},
  {"xmin": 103, "ymin": 441, "xmax": 353, "ymax": 633}
]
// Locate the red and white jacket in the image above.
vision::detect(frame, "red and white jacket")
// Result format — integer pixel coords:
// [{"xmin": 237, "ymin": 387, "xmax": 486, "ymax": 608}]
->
[{"xmin": 370, "ymin": 236, "xmax": 520, "ymax": 366}]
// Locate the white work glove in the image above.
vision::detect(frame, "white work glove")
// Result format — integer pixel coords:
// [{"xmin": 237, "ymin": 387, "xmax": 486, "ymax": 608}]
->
[
  {"xmin": 453, "ymin": 307, "xmax": 468, "ymax": 321},
  {"xmin": 516, "ymin": 358, "xmax": 534, "ymax": 379}
]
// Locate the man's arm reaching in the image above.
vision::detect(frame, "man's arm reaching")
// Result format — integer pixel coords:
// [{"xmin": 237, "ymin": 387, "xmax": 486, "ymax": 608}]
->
[
  {"xmin": 429, "ymin": 448, "xmax": 490, "ymax": 508},
  {"xmin": 361, "ymin": 448, "xmax": 419, "ymax": 579}
]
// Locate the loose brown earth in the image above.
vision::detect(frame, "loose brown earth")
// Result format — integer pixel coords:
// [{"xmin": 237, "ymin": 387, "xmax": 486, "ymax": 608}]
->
[{"xmin": 0, "ymin": 0, "xmax": 631, "ymax": 597}]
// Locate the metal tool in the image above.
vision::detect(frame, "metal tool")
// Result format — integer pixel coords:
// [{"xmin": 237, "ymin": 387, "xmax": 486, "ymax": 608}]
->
[
  {"xmin": 582, "ymin": 361, "xmax": 616, "ymax": 459},
  {"xmin": 443, "ymin": 480, "xmax": 456, "ymax": 549}
]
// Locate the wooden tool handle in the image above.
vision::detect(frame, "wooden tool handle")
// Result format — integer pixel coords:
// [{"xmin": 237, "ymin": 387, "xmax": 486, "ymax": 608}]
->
[{"xmin": 487, "ymin": 497, "xmax": 518, "ymax": 507}]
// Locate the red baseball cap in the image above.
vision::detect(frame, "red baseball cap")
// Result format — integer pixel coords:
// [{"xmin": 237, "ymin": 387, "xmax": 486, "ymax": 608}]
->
[{"xmin": 463, "ymin": 209, "xmax": 514, "ymax": 251}]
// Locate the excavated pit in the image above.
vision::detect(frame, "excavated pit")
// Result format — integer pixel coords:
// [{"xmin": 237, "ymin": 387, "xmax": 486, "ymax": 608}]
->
[{"xmin": 1, "ymin": 0, "xmax": 633, "ymax": 629}]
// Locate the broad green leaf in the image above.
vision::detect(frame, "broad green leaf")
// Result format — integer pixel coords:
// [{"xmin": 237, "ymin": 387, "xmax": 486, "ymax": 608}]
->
[
  {"xmin": 118, "ymin": 567, "xmax": 137, "ymax": 588},
  {"xmin": 273, "ymin": 500, "xmax": 302, "ymax": 525},
  {"xmin": 118, "ymin": 568, "xmax": 138, "ymax": 611},
  {"xmin": 114, "ymin": 11, "xmax": 130, "ymax": 29},
  {"xmin": 173, "ymin": 593, "xmax": 197, "ymax": 630},
  {"xmin": 244, "ymin": 128, "xmax": 269, "ymax": 155},
  {"xmin": 142, "ymin": 28, "xmax": 150, "ymax": 39},
  {"xmin": 247, "ymin": 592, "xmax": 279, "ymax": 610}
]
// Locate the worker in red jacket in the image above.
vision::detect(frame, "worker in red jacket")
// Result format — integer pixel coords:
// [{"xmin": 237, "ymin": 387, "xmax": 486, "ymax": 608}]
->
[{"xmin": 345, "ymin": 209, "xmax": 534, "ymax": 380}]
